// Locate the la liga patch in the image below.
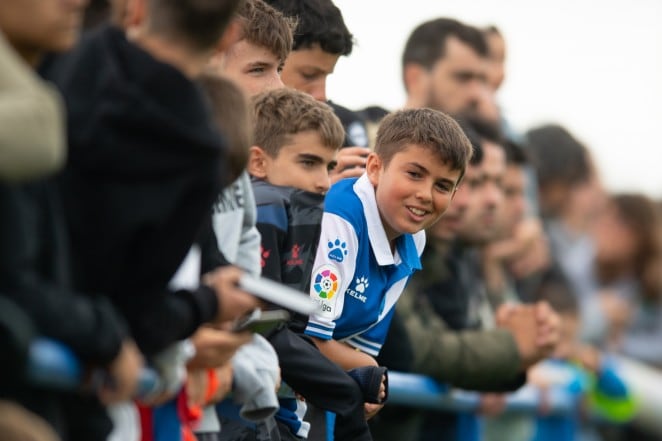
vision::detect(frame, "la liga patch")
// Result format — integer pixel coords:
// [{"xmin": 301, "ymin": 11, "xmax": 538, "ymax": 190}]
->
[{"xmin": 313, "ymin": 265, "xmax": 340, "ymax": 300}]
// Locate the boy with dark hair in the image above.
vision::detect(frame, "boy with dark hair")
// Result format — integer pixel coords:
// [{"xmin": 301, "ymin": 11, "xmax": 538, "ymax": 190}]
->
[
  {"xmin": 200, "ymin": 5, "xmax": 299, "ymax": 438},
  {"xmin": 205, "ymin": 0, "xmax": 296, "ymax": 278},
  {"xmin": 265, "ymin": 0, "xmax": 372, "ymax": 182},
  {"xmin": 265, "ymin": 0, "xmax": 353, "ymax": 99},
  {"xmin": 248, "ymin": 88, "xmax": 377, "ymax": 441}
]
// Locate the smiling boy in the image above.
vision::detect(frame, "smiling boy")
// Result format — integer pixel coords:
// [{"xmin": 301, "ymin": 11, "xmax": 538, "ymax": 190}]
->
[{"xmin": 305, "ymin": 109, "xmax": 472, "ymax": 383}]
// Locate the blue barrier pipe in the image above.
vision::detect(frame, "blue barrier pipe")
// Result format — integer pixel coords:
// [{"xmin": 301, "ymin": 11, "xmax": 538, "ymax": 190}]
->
[
  {"xmin": 384, "ymin": 372, "xmax": 576, "ymax": 415},
  {"xmin": 27, "ymin": 338, "xmax": 578, "ymax": 415},
  {"xmin": 28, "ymin": 338, "xmax": 160, "ymax": 398}
]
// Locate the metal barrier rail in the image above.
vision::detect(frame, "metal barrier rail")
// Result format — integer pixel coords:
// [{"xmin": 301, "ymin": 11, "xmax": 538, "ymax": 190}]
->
[
  {"xmin": 27, "ymin": 338, "xmax": 575, "ymax": 415},
  {"xmin": 28, "ymin": 338, "xmax": 662, "ymax": 438},
  {"xmin": 388, "ymin": 371, "xmax": 576, "ymax": 415},
  {"xmin": 27, "ymin": 338, "xmax": 160, "ymax": 398}
]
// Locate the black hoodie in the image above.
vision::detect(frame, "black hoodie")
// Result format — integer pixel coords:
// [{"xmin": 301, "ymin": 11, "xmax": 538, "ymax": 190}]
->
[{"xmin": 46, "ymin": 26, "xmax": 227, "ymax": 356}]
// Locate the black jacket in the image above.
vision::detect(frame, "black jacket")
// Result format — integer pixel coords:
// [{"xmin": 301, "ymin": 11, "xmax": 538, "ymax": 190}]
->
[
  {"xmin": 45, "ymin": 26, "xmax": 227, "ymax": 356},
  {"xmin": 0, "ymin": 180, "xmax": 126, "ymax": 364},
  {"xmin": 252, "ymin": 179, "xmax": 325, "ymax": 331}
]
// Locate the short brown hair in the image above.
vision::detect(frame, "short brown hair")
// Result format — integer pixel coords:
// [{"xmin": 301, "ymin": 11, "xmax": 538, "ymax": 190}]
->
[
  {"xmin": 251, "ymin": 88, "xmax": 344, "ymax": 157},
  {"xmin": 199, "ymin": 74, "xmax": 252, "ymax": 181},
  {"xmin": 148, "ymin": 0, "xmax": 243, "ymax": 51},
  {"xmin": 375, "ymin": 108, "xmax": 472, "ymax": 179},
  {"xmin": 235, "ymin": 0, "xmax": 296, "ymax": 63}
]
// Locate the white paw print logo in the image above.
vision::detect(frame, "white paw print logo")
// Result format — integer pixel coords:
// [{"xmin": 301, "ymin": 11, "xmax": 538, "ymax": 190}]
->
[{"xmin": 355, "ymin": 276, "xmax": 369, "ymax": 293}]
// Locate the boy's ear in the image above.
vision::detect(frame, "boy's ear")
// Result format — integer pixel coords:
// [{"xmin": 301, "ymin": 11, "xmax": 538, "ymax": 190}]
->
[
  {"xmin": 404, "ymin": 63, "xmax": 431, "ymax": 107},
  {"xmin": 247, "ymin": 146, "xmax": 269, "ymax": 178},
  {"xmin": 365, "ymin": 152, "xmax": 382, "ymax": 187}
]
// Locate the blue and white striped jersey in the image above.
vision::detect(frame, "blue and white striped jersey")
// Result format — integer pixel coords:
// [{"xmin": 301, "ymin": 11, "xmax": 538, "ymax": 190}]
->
[{"xmin": 304, "ymin": 174, "xmax": 425, "ymax": 355}]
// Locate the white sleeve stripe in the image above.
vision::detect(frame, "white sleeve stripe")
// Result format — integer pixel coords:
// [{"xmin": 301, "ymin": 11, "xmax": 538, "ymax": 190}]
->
[
  {"xmin": 304, "ymin": 326, "xmax": 334, "ymax": 339},
  {"xmin": 305, "ymin": 322, "xmax": 334, "ymax": 334},
  {"xmin": 350, "ymin": 335, "xmax": 383, "ymax": 352},
  {"xmin": 345, "ymin": 338, "xmax": 381, "ymax": 356},
  {"xmin": 306, "ymin": 316, "xmax": 336, "ymax": 329}
]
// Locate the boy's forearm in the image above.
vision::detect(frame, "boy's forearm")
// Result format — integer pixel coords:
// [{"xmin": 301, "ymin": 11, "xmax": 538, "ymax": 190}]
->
[{"xmin": 311, "ymin": 336, "xmax": 378, "ymax": 370}]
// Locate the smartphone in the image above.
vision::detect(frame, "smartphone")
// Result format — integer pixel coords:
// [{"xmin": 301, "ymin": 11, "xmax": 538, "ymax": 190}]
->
[{"xmin": 232, "ymin": 308, "xmax": 290, "ymax": 335}]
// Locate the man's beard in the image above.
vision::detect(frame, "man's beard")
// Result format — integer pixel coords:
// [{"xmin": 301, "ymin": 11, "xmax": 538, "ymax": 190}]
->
[{"xmin": 425, "ymin": 87, "xmax": 479, "ymax": 116}]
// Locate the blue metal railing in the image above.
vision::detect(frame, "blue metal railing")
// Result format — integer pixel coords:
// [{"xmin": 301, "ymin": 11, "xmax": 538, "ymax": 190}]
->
[
  {"xmin": 27, "ymin": 338, "xmax": 160, "ymax": 398},
  {"xmin": 26, "ymin": 338, "xmax": 576, "ymax": 415},
  {"xmin": 27, "ymin": 338, "xmax": 662, "ymax": 439},
  {"xmin": 387, "ymin": 371, "xmax": 576, "ymax": 415}
]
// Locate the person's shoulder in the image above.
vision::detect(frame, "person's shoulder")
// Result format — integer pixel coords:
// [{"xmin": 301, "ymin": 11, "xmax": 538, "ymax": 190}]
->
[
  {"xmin": 252, "ymin": 179, "xmax": 291, "ymax": 207},
  {"xmin": 325, "ymin": 178, "xmax": 363, "ymax": 221},
  {"xmin": 326, "ymin": 177, "xmax": 360, "ymax": 201}
]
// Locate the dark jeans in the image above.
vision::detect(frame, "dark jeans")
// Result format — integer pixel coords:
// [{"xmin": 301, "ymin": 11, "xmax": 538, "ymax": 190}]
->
[
  {"xmin": 268, "ymin": 328, "xmax": 372, "ymax": 441},
  {"xmin": 214, "ymin": 416, "xmax": 281, "ymax": 441}
]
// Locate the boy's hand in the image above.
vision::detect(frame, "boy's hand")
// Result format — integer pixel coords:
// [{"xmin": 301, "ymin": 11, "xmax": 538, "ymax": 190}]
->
[
  {"xmin": 576, "ymin": 344, "xmax": 602, "ymax": 373},
  {"xmin": 97, "ymin": 340, "xmax": 144, "ymax": 405},
  {"xmin": 364, "ymin": 402, "xmax": 384, "ymax": 420},
  {"xmin": 211, "ymin": 363, "xmax": 234, "ymax": 403},
  {"xmin": 379, "ymin": 374, "xmax": 386, "ymax": 402},
  {"xmin": 188, "ymin": 326, "xmax": 252, "ymax": 369},
  {"xmin": 533, "ymin": 301, "xmax": 561, "ymax": 355},
  {"xmin": 329, "ymin": 147, "xmax": 368, "ymax": 184},
  {"xmin": 496, "ymin": 304, "xmax": 541, "ymax": 369},
  {"xmin": 203, "ymin": 266, "xmax": 258, "ymax": 322},
  {"xmin": 478, "ymin": 393, "xmax": 507, "ymax": 417},
  {"xmin": 186, "ymin": 369, "xmax": 208, "ymax": 407},
  {"xmin": 497, "ymin": 302, "xmax": 561, "ymax": 369},
  {"xmin": 599, "ymin": 290, "xmax": 632, "ymax": 336}
]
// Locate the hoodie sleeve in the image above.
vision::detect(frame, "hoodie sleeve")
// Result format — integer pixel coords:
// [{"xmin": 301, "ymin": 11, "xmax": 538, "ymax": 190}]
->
[
  {"xmin": 124, "ymin": 283, "xmax": 219, "ymax": 357},
  {"xmin": 235, "ymin": 172, "xmax": 262, "ymax": 275},
  {"xmin": 0, "ymin": 182, "xmax": 126, "ymax": 365}
]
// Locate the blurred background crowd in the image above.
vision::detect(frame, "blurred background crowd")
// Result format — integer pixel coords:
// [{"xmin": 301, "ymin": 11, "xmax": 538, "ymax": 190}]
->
[{"xmin": 0, "ymin": 1, "xmax": 660, "ymax": 441}]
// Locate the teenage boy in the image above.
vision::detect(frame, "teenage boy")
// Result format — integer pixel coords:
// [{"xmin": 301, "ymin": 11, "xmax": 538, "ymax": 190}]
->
[
  {"xmin": 206, "ymin": 0, "xmax": 296, "ymax": 277},
  {"xmin": 265, "ymin": 0, "xmax": 370, "ymax": 183},
  {"xmin": 304, "ymin": 109, "xmax": 473, "ymax": 417},
  {"xmin": 199, "ymin": 4, "xmax": 296, "ymax": 439},
  {"xmin": 248, "ymin": 88, "xmax": 376, "ymax": 441},
  {"xmin": 208, "ymin": 0, "xmax": 294, "ymax": 97}
]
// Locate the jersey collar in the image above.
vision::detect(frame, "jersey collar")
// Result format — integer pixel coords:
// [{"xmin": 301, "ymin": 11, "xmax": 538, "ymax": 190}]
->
[{"xmin": 353, "ymin": 173, "xmax": 422, "ymax": 272}]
